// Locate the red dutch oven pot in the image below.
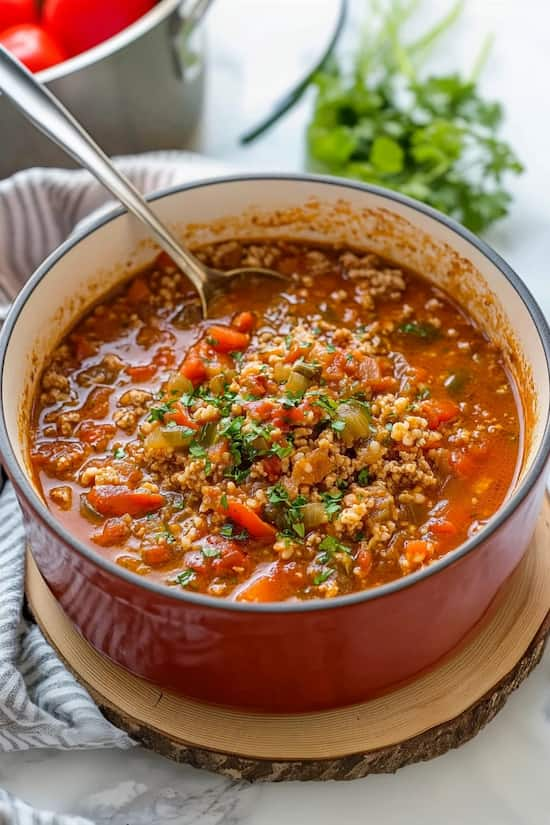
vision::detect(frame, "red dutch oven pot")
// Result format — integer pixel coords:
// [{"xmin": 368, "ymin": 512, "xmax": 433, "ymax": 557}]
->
[{"xmin": 1, "ymin": 175, "xmax": 549, "ymax": 712}]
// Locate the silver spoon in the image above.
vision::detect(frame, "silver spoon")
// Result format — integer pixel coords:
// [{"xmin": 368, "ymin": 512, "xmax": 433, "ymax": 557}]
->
[{"xmin": 0, "ymin": 46, "xmax": 286, "ymax": 317}]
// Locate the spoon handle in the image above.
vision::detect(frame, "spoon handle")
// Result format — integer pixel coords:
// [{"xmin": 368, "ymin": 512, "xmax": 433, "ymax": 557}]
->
[{"xmin": 0, "ymin": 46, "xmax": 210, "ymax": 315}]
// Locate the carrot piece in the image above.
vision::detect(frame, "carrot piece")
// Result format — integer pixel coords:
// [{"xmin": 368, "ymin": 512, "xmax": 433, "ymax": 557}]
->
[
  {"xmin": 180, "ymin": 351, "xmax": 208, "ymax": 384},
  {"xmin": 225, "ymin": 500, "xmax": 276, "ymax": 540},
  {"xmin": 404, "ymin": 539, "xmax": 434, "ymax": 565},
  {"xmin": 232, "ymin": 311, "xmax": 255, "ymax": 333},
  {"xmin": 421, "ymin": 398, "xmax": 460, "ymax": 429},
  {"xmin": 163, "ymin": 402, "xmax": 199, "ymax": 429},
  {"xmin": 141, "ymin": 545, "xmax": 172, "ymax": 566},
  {"xmin": 127, "ymin": 277, "xmax": 150, "ymax": 304},
  {"xmin": 126, "ymin": 364, "xmax": 157, "ymax": 382},
  {"xmin": 206, "ymin": 325, "xmax": 250, "ymax": 353},
  {"xmin": 235, "ymin": 573, "xmax": 283, "ymax": 603},
  {"xmin": 87, "ymin": 485, "xmax": 164, "ymax": 518}
]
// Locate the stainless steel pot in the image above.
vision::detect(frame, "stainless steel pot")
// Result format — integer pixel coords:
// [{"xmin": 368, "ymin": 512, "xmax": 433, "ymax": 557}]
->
[{"xmin": 0, "ymin": 0, "xmax": 205, "ymax": 178}]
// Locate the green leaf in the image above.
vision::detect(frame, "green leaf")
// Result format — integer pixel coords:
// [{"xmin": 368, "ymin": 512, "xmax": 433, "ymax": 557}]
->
[{"xmin": 369, "ymin": 135, "xmax": 405, "ymax": 174}]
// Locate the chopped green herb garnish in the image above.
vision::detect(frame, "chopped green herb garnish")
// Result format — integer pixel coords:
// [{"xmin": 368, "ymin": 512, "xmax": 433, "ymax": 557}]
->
[
  {"xmin": 176, "ymin": 569, "xmax": 195, "ymax": 588},
  {"xmin": 319, "ymin": 535, "xmax": 352, "ymax": 556},
  {"xmin": 201, "ymin": 545, "xmax": 221, "ymax": 559},
  {"xmin": 417, "ymin": 387, "xmax": 431, "ymax": 400},
  {"xmin": 220, "ymin": 522, "xmax": 249, "ymax": 540},
  {"xmin": 357, "ymin": 468, "xmax": 370, "ymax": 486},
  {"xmin": 321, "ymin": 490, "xmax": 344, "ymax": 520},
  {"xmin": 331, "ymin": 419, "xmax": 346, "ymax": 432},
  {"xmin": 270, "ymin": 442, "xmax": 293, "ymax": 460},
  {"xmin": 313, "ymin": 568, "xmax": 333, "ymax": 586},
  {"xmin": 189, "ymin": 442, "xmax": 207, "ymax": 458},
  {"xmin": 155, "ymin": 530, "xmax": 176, "ymax": 544},
  {"xmin": 113, "ymin": 447, "xmax": 126, "ymax": 460},
  {"xmin": 293, "ymin": 522, "xmax": 305, "ymax": 538},
  {"xmin": 398, "ymin": 322, "xmax": 440, "ymax": 341},
  {"xmin": 220, "ymin": 493, "xmax": 228, "ymax": 510},
  {"xmin": 147, "ymin": 402, "xmax": 174, "ymax": 423}
]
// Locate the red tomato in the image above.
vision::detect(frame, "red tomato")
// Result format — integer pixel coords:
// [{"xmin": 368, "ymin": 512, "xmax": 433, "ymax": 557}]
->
[
  {"xmin": 0, "ymin": 23, "xmax": 65, "ymax": 72},
  {"xmin": 0, "ymin": 0, "xmax": 37, "ymax": 30},
  {"xmin": 42, "ymin": 0, "xmax": 156, "ymax": 57}
]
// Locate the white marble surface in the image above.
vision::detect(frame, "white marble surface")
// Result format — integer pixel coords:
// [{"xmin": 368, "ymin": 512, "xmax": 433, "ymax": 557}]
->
[{"xmin": 2, "ymin": 1, "xmax": 550, "ymax": 822}]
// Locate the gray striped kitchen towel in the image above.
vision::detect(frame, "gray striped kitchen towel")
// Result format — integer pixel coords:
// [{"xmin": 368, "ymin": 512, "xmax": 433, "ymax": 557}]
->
[{"xmin": 0, "ymin": 152, "xmax": 229, "ymax": 825}]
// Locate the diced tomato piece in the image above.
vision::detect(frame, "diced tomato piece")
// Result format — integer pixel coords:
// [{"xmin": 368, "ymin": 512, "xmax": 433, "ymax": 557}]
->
[
  {"xmin": 127, "ymin": 277, "xmax": 150, "ymax": 304},
  {"xmin": 369, "ymin": 376, "xmax": 399, "ymax": 393},
  {"xmin": 356, "ymin": 548, "xmax": 373, "ymax": 575},
  {"xmin": 141, "ymin": 545, "xmax": 172, "ymax": 566},
  {"xmin": 261, "ymin": 455, "xmax": 282, "ymax": 482},
  {"xmin": 92, "ymin": 517, "xmax": 131, "ymax": 548},
  {"xmin": 76, "ymin": 421, "xmax": 116, "ymax": 450},
  {"xmin": 404, "ymin": 539, "xmax": 434, "ymax": 565},
  {"xmin": 180, "ymin": 350, "xmax": 207, "ymax": 384},
  {"xmin": 183, "ymin": 549, "xmax": 207, "ymax": 574},
  {"xmin": 284, "ymin": 345, "xmax": 310, "ymax": 364},
  {"xmin": 163, "ymin": 402, "xmax": 199, "ymax": 429},
  {"xmin": 244, "ymin": 373, "xmax": 268, "ymax": 398},
  {"xmin": 80, "ymin": 386, "xmax": 112, "ymax": 420},
  {"xmin": 212, "ymin": 542, "xmax": 248, "ymax": 573},
  {"xmin": 357, "ymin": 355, "xmax": 382, "ymax": 382},
  {"xmin": 153, "ymin": 347, "xmax": 176, "ymax": 368},
  {"xmin": 421, "ymin": 398, "xmax": 460, "ymax": 429},
  {"xmin": 30, "ymin": 440, "xmax": 86, "ymax": 476},
  {"xmin": 428, "ymin": 518, "xmax": 457, "ymax": 536},
  {"xmin": 232, "ymin": 311, "xmax": 255, "ymax": 333},
  {"xmin": 271, "ymin": 399, "xmax": 319, "ymax": 430},
  {"xmin": 70, "ymin": 334, "xmax": 96, "ymax": 360},
  {"xmin": 206, "ymin": 325, "xmax": 249, "ymax": 353},
  {"xmin": 126, "ymin": 363, "xmax": 157, "ymax": 382},
  {"xmin": 247, "ymin": 399, "xmax": 276, "ymax": 421},
  {"xmin": 225, "ymin": 500, "xmax": 276, "ymax": 540},
  {"xmin": 87, "ymin": 485, "xmax": 164, "ymax": 517}
]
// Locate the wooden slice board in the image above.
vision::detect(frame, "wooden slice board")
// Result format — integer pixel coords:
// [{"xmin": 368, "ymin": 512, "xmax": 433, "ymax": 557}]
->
[{"xmin": 26, "ymin": 498, "xmax": 550, "ymax": 782}]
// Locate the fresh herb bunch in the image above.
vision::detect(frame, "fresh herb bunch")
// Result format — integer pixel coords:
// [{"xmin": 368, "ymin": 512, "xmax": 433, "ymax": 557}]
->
[{"xmin": 306, "ymin": 0, "xmax": 523, "ymax": 232}]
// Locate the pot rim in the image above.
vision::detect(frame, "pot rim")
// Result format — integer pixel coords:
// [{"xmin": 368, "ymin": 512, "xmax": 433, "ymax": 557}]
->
[
  {"xmin": 33, "ymin": 0, "xmax": 181, "ymax": 85},
  {"xmin": 1, "ymin": 172, "xmax": 549, "ymax": 614}
]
